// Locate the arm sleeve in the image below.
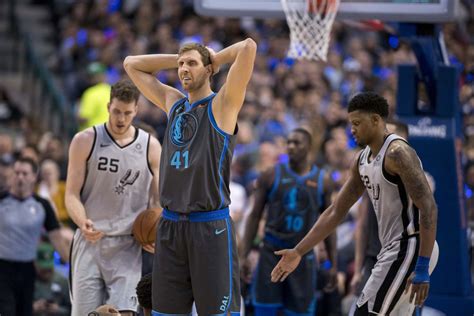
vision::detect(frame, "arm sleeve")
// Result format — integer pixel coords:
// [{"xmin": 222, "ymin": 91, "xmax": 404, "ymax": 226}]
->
[{"xmin": 35, "ymin": 195, "xmax": 61, "ymax": 231}]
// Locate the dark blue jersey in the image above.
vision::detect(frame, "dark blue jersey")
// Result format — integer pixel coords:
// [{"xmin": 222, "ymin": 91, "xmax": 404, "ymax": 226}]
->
[
  {"xmin": 159, "ymin": 93, "xmax": 236, "ymax": 213},
  {"xmin": 264, "ymin": 163, "xmax": 326, "ymax": 248}
]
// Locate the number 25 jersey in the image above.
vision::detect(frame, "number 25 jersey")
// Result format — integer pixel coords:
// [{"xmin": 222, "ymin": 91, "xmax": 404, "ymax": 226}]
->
[{"xmin": 80, "ymin": 124, "xmax": 153, "ymax": 235}]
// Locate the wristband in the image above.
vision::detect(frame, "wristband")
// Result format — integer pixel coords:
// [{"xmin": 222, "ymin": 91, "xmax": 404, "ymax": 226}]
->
[{"xmin": 412, "ymin": 256, "xmax": 430, "ymax": 284}]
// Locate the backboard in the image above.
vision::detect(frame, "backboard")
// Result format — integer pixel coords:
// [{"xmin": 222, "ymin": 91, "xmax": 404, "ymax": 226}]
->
[{"xmin": 194, "ymin": 0, "xmax": 461, "ymax": 22}]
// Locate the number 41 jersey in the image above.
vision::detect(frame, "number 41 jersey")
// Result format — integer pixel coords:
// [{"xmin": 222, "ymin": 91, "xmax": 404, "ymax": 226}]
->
[
  {"xmin": 358, "ymin": 133, "xmax": 419, "ymax": 248},
  {"xmin": 80, "ymin": 123, "xmax": 153, "ymax": 235},
  {"xmin": 159, "ymin": 94, "xmax": 236, "ymax": 214}
]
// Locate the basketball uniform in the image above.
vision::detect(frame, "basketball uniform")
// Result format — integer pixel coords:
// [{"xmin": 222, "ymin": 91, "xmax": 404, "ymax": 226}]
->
[
  {"xmin": 153, "ymin": 93, "xmax": 240, "ymax": 315},
  {"xmin": 70, "ymin": 124, "xmax": 153, "ymax": 315},
  {"xmin": 356, "ymin": 134, "xmax": 436, "ymax": 315},
  {"xmin": 252, "ymin": 163, "xmax": 326, "ymax": 315}
]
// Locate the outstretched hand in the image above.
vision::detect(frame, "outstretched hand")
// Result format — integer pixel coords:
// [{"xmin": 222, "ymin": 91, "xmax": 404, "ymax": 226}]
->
[
  {"xmin": 270, "ymin": 248, "xmax": 302, "ymax": 282},
  {"xmin": 206, "ymin": 47, "xmax": 220, "ymax": 75}
]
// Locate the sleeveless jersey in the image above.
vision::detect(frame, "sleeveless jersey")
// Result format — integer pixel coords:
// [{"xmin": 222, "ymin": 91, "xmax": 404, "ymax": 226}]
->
[
  {"xmin": 264, "ymin": 163, "xmax": 326, "ymax": 247},
  {"xmin": 358, "ymin": 134, "xmax": 420, "ymax": 248},
  {"xmin": 160, "ymin": 93, "xmax": 236, "ymax": 213},
  {"xmin": 81, "ymin": 124, "xmax": 153, "ymax": 235}
]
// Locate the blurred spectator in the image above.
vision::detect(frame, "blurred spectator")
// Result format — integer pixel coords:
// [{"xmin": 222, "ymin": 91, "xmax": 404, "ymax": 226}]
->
[
  {"xmin": 39, "ymin": 134, "xmax": 68, "ymax": 180},
  {"xmin": 0, "ymin": 157, "xmax": 13, "ymax": 195},
  {"xmin": 0, "ymin": 86, "xmax": 23, "ymax": 128},
  {"xmin": 33, "ymin": 242, "xmax": 71, "ymax": 316},
  {"xmin": 78, "ymin": 62, "xmax": 111, "ymax": 130},
  {"xmin": 21, "ymin": 145, "xmax": 41, "ymax": 164},
  {"xmin": 37, "ymin": 159, "xmax": 71, "ymax": 227},
  {"xmin": 0, "ymin": 133, "xmax": 14, "ymax": 164}
]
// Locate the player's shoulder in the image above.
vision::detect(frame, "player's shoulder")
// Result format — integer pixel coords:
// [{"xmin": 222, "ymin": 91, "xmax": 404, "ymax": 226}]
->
[
  {"xmin": 145, "ymin": 131, "xmax": 161, "ymax": 152},
  {"xmin": 386, "ymin": 139, "xmax": 415, "ymax": 160},
  {"xmin": 351, "ymin": 148, "xmax": 366, "ymax": 169},
  {"xmin": 72, "ymin": 127, "xmax": 96, "ymax": 143},
  {"xmin": 385, "ymin": 139, "xmax": 418, "ymax": 170},
  {"xmin": 70, "ymin": 127, "xmax": 96, "ymax": 153}
]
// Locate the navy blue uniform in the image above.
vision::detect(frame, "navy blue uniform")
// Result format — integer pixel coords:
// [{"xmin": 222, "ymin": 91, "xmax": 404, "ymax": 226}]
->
[
  {"xmin": 252, "ymin": 163, "xmax": 326, "ymax": 315},
  {"xmin": 153, "ymin": 94, "xmax": 240, "ymax": 315}
]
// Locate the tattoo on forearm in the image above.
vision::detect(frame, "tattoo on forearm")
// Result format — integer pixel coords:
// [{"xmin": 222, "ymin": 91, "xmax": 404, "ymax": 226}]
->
[{"xmin": 420, "ymin": 208, "xmax": 433, "ymax": 229}]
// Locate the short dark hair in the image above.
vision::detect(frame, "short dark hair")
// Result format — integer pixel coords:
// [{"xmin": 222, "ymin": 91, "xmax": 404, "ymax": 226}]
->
[
  {"xmin": 291, "ymin": 128, "xmax": 312, "ymax": 146},
  {"xmin": 178, "ymin": 43, "xmax": 212, "ymax": 66},
  {"xmin": 110, "ymin": 79, "xmax": 140, "ymax": 104},
  {"xmin": 348, "ymin": 92, "xmax": 389, "ymax": 119},
  {"xmin": 15, "ymin": 157, "xmax": 38, "ymax": 174},
  {"xmin": 136, "ymin": 273, "xmax": 152, "ymax": 309}
]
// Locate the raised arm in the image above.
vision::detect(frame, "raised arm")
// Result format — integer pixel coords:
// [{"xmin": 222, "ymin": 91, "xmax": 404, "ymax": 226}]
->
[
  {"xmin": 384, "ymin": 140, "xmax": 438, "ymax": 306},
  {"xmin": 123, "ymin": 54, "xmax": 184, "ymax": 113},
  {"xmin": 147, "ymin": 136, "xmax": 162, "ymax": 209},
  {"xmin": 212, "ymin": 38, "xmax": 257, "ymax": 134},
  {"xmin": 271, "ymin": 153, "xmax": 365, "ymax": 282},
  {"xmin": 65, "ymin": 129, "xmax": 104, "ymax": 242}
]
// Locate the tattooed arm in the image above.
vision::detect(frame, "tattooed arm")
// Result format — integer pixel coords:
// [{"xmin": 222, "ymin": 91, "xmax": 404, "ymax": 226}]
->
[{"xmin": 384, "ymin": 140, "xmax": 437, "ymax": 258}]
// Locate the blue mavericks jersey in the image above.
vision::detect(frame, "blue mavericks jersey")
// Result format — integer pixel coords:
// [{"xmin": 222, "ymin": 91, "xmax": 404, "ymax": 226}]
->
[
  {"xmin": 159, "ymin": 93, "xmax": 236, "ymax": 213},
  {"xmin": 265, "ymin": 163, "xmax": 326, "ymax": 247}
]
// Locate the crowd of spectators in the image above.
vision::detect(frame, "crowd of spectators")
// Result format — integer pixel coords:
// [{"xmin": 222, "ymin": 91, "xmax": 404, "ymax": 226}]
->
[{"xmin": 0, "ymin": 0, "xmax": 473, "ymax": 314}]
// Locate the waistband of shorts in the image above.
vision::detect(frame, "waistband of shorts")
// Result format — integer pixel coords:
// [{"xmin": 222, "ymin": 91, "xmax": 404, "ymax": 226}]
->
[
  {"xmin": 264, "ymin": 232, "xmax": 294, "ymax": 249},
  {"xmin": 162, "ymin": 207, "xmax": 230, "ymax": 222}
]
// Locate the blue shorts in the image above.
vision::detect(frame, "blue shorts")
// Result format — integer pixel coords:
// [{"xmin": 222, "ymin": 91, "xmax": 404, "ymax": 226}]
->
[
  {"xmin": 152, "ymin": 208, "xmax": 240, "ymax": 315},
  {"xmin": 252, "ymin": 235, "xmax": 317, "ymax": 315}
]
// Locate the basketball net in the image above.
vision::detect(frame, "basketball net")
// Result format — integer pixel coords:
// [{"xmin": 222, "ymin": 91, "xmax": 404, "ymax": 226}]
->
[{"xmin": 281, "ymin": 0, "xmax": 340, "ymax": 62}]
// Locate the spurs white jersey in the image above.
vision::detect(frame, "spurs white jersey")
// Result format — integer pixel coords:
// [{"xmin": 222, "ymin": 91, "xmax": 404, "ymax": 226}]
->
[
  {"xmin": 80, "ymin": 124, "xmax": 153, "ymax": 235},
  {"xmin": 358, "ymin": 134, "xmax": 419, "ymax": 248}
]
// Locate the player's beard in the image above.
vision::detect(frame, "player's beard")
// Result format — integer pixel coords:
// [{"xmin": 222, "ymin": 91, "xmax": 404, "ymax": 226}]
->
[
  {"xmin": 112, "ymin": 122, "xmax": 131, "ymax": 135},
  {"xmin": 183, "ymin": 74, "xmax": 207, "ymax": 92}
]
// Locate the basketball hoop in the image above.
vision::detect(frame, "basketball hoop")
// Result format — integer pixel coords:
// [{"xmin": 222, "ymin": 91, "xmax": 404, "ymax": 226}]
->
[{"xmin": 281, "ymin": 0, "xmax": 340, "ymax": 62}]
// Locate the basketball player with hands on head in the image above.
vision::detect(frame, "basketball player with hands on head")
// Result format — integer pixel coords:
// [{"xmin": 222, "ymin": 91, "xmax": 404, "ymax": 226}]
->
[
  {"xmin": 65, "ymin": 79, "xmax": 161, "ymax": 316},
  {"xmin": 240, "ymin": 128, "xmax": 337, "ymax": 316},
  {"xmin": 271, "ymin": 92, "xmax": 438, "ymax": 316},
  {"xmin": 124, "ymin": 38, "xmax": 256, "ymax": 315}
]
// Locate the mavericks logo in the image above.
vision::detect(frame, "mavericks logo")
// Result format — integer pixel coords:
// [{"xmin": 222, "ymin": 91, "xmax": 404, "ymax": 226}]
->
[
  {"xmin": 169, "ymin": 113, "xmax": 198, "ymax": 147},
  {"xmin": 283, "ymin": 186, "xmax": 310, "ymax": 213}
]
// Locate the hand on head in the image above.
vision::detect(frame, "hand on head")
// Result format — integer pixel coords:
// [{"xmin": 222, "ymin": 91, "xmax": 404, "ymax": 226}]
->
[{"xmin": 206, "ymin": 47, "xmax": 220, "ymax": 75}]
